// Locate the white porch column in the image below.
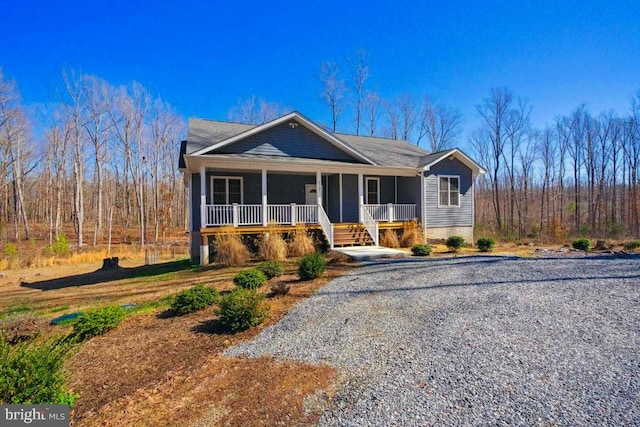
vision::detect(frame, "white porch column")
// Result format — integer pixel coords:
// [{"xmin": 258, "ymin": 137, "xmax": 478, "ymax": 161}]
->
[
  {"xmin": 262, "ymin": 169, "xmax": 268, "ymax": 226},
  {"xmin": 358, "ymin": 173, "xmax": 364, "ymax": 222},
  {"xmin": 339, "ymin": 173, "xmax": 343, "ymax": 222},
  {"xmin": 316, "ymin": 171, "xmax": 322, "ymax": 207},
  {"xmin": 199, "ymin": 165, "xmax": 208, "ymax": 266}
]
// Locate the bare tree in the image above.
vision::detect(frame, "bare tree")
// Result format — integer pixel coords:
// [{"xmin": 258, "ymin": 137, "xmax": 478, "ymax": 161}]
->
[
  {"xmin": 349, "ymin": 49, "xmax": 369, "ymax": 135},
  {"xmin": 319, "ymin": 61, "xmax": 346, "ymax": 132},
  {"xmin": 417, "ymin": 96, "xmax": 463, "ymax": 151},
  {"xmin": 363, "ymin": 92, "xmax": 382, "ymax": 136},
  {"xmin": 228, "ymin": 95, "xmax": 283, "ymax": 125}
]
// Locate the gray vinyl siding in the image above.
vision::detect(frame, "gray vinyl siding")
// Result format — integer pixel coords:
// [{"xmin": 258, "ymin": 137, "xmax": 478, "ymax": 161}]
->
[
  {"xmin": 191, "ymin": 173, "xmax": 201, "ymax": 231},
  {"xmin": 424, "ymin": 158, "xmax": 473, "ymax": 227},
  {"xmin": 267, "ymin": 174, "xmax": 315, "ymax": 204},
  {"xmin": 327, "ymin": 174, "xmax": 340, "ymax": 222},
  {"xmin": 215, "ymin": 121, "xmax": 363, "ymax": 162},
  {"xmin": 342, "ymin": 174, "xmax": 359, "ymax": 222},
  {"xmin": 397, "ymin": 176, "xmax": 422, "ymax": 221}
]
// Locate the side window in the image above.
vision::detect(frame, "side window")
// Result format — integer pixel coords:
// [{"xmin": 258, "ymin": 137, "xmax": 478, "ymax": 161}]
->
[{"xmin": 438, "ymin": 176, "xmax": 460, "ymax": 207}]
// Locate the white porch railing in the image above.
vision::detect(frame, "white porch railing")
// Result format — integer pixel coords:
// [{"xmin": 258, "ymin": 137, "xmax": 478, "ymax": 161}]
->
[
  {"xmin": 362, "ymin": 204, "xmax": 416, "ymax": 222},
  {"xmin": 317, "ymin": 206, "xmax": 334, "ymax": 249},
  {"xmin": 204, "ymin": 204, "xmax": 318, "ymax": 227},
  {"xmin": 360, "ymin": 205, "xmax": 379, "ymax": 246}
]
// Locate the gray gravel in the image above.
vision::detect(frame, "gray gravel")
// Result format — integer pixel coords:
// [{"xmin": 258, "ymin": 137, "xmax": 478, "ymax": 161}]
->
[{"xmin": 226, "ymin": 255, "xmax": 640, "ymax": 426}]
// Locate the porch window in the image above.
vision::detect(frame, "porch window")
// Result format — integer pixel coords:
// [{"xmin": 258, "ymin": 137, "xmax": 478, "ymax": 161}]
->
[
  {"xmin": 211, "ymin": 176, "xmax": 243, "ymax": 204},
  {"xmin": 438, "ymin": 176, "xmax": 460, "ymax": 207},
  {"xmin": 365, "ymin": 177, "xmax": 380, "ymax": 204}
]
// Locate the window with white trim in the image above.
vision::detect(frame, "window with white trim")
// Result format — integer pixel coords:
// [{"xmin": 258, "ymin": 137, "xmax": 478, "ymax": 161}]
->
[
  {"xmin": 438, "ymin": 176, "xmax": 460, "ymax": 207},
  {"xmin": 211, "ymin": 176, "xmax": 243, "ymax": 204},
  {"xmin": 365, "ymin": 177, "xmax": 380, "ymax": 204}
]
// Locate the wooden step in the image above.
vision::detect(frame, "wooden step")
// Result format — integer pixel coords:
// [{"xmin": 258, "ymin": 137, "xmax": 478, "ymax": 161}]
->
[{"xmin": 331, "ymin": 223, "xmax": 375, "ymax": 247}]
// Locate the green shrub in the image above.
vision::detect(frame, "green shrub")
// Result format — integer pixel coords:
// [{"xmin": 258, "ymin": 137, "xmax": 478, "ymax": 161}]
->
[
  {"xmin": 623, "ymin": 240, "xmax": 640, "ymax": 251},
  {"xmin": 446, "ymin": 236, "xmax": 465, "ymax": 252},
  {"xmin": 46, "ymin": 234, "xmax": 69, "ymax": 257},
  {"xmin": 411, "ymin": 243, "xmax": 432, "ymax": 256},
  {"xmin": 257, "ymin": 261, "xmax": 284, "ymax": 279},
  {"xmin": 171, "ymin": 284, "xmax": 219, "ymax": 315},
  {"xmin": 233, "ymin": 269, "xmax": 267, "ymax": 290},
  {"xmin": 297, "ymin": 252, "xmax": 325, "ymax": 280},
  {"xmin": 0, "ymin": 336, "xmax": 78, "ymax": 405},
  {"xmin": 71, "ymin": 306, "xmax": 126, "ymax": 341},
  {"xmin": 476, "ymin": 237, "xmax": 496, "ymax": 252},
  {"xmin": 3, "ymin": 242, "xmax": 18, "ymax": 258},
  {"xmin": 572, "ymin": 238, "xmax": 590, "ymax": 251},
  {"xmin": 217, "ymin": 288, "xmax": 269, "ymax": 332}
]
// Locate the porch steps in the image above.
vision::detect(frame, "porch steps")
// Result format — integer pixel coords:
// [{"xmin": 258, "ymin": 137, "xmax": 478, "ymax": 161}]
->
[{"xmin": 332, "ymin": 223, "xmax": 375, "ymax": 247}]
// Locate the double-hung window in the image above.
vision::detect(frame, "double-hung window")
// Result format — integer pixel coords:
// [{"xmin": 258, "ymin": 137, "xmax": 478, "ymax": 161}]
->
[
  {"xmin": 438, "ymin": 176, "xmax": 460, "ymax": 207},
  {"xmin": 211, "ymin": 177, "xmax": 243, "ymax": 204},
  {"xmin": 365, "ymin": 177, "xmax": 380, "ymax": 204}
]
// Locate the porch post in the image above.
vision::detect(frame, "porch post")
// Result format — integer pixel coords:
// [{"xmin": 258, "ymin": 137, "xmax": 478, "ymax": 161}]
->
[
  {"xmin": 339, "ymin": 173, "xmax": 343, "ymax": 222},
  {"xmin": 316, "ymin": 171, "xmax": 322, "ymax": 207},
  {"xmin": 358, "ymin": 173, "xmax": 364, "ymax": 222},
  {"xmin": 388, "ymin": 203, "xmax": 394, "ymax": 223},
  {"xmin": 199, "ymin": 166, "xmax": 208, "ymax": 266},
  {"xmin": 262, "ymin": 169, "xmax": 267, "ymax": 226}
]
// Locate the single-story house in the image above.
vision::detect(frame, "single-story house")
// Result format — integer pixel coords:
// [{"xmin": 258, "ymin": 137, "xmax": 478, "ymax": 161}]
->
[{"xmin": 179, "ymin": 111, "xmax": 485, "ymax": 264}]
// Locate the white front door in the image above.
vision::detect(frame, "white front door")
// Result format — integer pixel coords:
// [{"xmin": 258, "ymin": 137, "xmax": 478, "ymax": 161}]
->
[{"xmin": 305, "ymin": 184, "xmax": 317, "ymax": 205}]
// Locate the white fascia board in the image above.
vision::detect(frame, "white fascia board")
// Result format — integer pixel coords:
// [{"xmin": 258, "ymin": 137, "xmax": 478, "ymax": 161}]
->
[{"xmin": 188, "ymin": 112, "xmax": 377, "ymax": 165}]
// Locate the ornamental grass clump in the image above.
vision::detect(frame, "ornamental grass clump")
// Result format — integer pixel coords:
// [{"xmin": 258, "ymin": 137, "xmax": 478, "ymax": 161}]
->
[
  {"xmin": 233, "ymin": 269, "xmax": 267, "ymax": 290},
  {"xmin": 400, "ymin": 220, "xmax": 422, "ymax": 248},
  {"xmin": 287, "ymin": 226, "xmax": 315, "ymax": 257},
  {"xmin": 215, "ymin": 231, "xmax": 251, "ymax": 267},
  {"xmin": 170, "ymin": 284, "xmax": 219, "ymax": 315},
  {"xmin": 380, "ymin": 230, "xmax": 400, "ymax": 248},
  {"xmin": 297, "ymin": 252, "xmax": 325, "ymax": 280},
  {"xmin": 257, "ymin": 230, "xmax": 287, "ymax": 261}
]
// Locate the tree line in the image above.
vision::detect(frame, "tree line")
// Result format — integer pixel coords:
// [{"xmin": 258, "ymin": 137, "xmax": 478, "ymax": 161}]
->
[{"xmin": 0, "ymin": 68, "xmax": 185, "ymax": 249}]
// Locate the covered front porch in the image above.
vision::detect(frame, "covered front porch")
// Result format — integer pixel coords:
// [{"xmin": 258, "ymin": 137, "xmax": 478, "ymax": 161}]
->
[{"xmin": 190, "ymin": 163, "xmax": 421, "ymax": 263}]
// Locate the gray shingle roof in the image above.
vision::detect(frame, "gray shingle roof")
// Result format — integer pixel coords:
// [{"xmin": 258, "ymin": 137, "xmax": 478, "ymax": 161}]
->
[{"xmin": 184, "ymin": 116, "xmax": 445, "ymax": 169}]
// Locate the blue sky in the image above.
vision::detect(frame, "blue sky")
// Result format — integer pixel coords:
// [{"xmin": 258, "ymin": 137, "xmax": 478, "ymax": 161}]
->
[{"xmin": 1, "ymin": 0, "xmax": 639, "ymax": 145}]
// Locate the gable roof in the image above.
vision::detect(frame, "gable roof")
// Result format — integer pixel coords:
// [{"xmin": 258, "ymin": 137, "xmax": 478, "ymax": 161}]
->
[
  {"xmin": 182, "ymin": 112, "xmax": 485, "ymax": 174},
  {"xmin": 190, "ymin": 112, "xmax": 376, "ymax": 165}
]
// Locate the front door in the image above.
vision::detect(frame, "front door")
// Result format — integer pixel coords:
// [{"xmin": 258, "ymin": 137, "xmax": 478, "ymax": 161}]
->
[{"xmin": 305, "ymin": 184, "xmax": 317, "ymax": 205}]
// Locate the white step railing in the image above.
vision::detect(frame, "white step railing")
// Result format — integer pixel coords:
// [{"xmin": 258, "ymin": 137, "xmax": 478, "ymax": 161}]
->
[
  {"xmin": 362, "ymin": 204, "xmax": 416, "ymax": 222},
  {"xmin": 317, "ymin": 205, "xmax": 334, "ymax": 249},
  {"xmin": 360, "ymin": 205, "xmax": 379, "ymax": 246}
]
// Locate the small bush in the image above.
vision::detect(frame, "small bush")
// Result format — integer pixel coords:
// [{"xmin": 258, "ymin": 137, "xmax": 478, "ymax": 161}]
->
[
  {"xmin": 257, "ymin": 261, "xmax": 283, "ymax": 279},
  {"xmin": 171, "ymin": 284, "xmax": 219, "ymax": 315},
  {"xmin": 217, "ymin": 288, "xmax": 269, "ymax": 332},
  {"xmin": 215, "ymin": 232, "xmax": 251, "ymax": 267},
  {"xmin": 298, "ymin": 252, "xmax": 326, "ymax": 280},
  {"xmin": 400, "ymin": 221, "xmax": 423, "ymax": 248},
  {"xmin": 257, "ymin": 230, "xmax": 287, "ymax": 261},
  {"xmin": 71, "ymin": 306, "xmax": 126, "ymax": 341},
  {"xmin": 0, "ymin": 336, "xmax": 77, "ymax": 405},
  {"xmin": 270, "ymin": 281, "xmax": 291, "ymax": 296},
  {"xmin": 446, "ymin": 236, "xmax": 465, "ymax": 252},
  {"xmin": 623, "ymin": 240, "xmax": 640, "ymax": 251},
  {"xmin": 3, "ymin": 242, "xmax": 18, "ymax": 258},
  {"xmin": 233, "ymin": 269, "xmax": 267, "ymax": 290},
  {"xmin": 380, "ymin": 230, "xmax": 400, "ymax": 248},
  {"xmin": 411, "ymin": 244, "xmax": 432, "ymax": 256},
  {"xmin": 476, "ymin": 237, "xmax": 496, "ymax": 252},
  {"xmin": 572, "ymin": 238, "xmax": 590, "ymax": 251},
  {"xmin": 287, "ymin": 227, "xmax": 315, "ymax": 257}
]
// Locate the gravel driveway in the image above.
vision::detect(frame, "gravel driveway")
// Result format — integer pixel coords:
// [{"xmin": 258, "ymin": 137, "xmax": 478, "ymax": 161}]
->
[{"xmin": 227, "ymin": 255, "xmax": 640, "ymax": 426}]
